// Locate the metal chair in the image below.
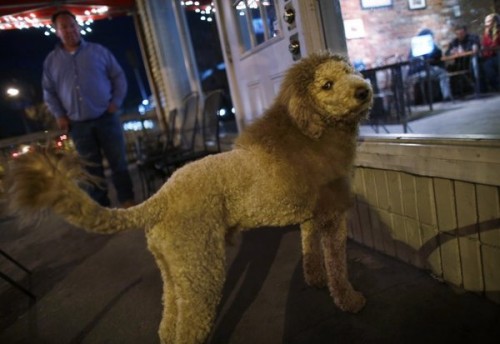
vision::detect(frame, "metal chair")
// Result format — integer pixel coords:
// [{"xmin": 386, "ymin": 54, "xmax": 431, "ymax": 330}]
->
[
  {"xmin": 200, "ymin": 89, "xmax": 225, "ymax": 154},
  {"xmin": 136, "ymin": 90, "xmax": 201, "ymax": 197},
  {"xmin": 149, "ymin": 92, "xmax": 203, "ymax": 176},
  {"xmin": 405, "ymin": 58, "xmax": 435, "ymax": 111},
  {"xmin": 446, "ymin": 54, "xmax": 478, "ymax": 97},
  {"xmin": 155, "ymin": 90, "xmax": 225, "ymax": 178},
  {"xmin": 135, "ymin": 133, "xmax": 166, "ymax": 198}
]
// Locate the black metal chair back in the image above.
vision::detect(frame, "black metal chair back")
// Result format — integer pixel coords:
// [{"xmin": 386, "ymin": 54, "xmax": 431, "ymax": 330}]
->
[
  {"xmin": 179, "ymin": 92, "xmax": 200, "ymax": 152},
  {"xmin": 201, "ymin": 89, "xmax": 225, "ymax": 154}
]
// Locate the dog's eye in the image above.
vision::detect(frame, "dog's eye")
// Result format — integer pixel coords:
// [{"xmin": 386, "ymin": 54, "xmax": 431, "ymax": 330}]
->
[{"xmin": 322, "ymin": 81, "xmax": 333, "ymax": 90}]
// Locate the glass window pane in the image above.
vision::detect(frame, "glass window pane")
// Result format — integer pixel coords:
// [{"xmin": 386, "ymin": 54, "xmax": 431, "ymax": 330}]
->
[
  {"xmin": 248, "ymin": 1, "xmax": 265, "ymax": 45},
  {"xmin": 233, "ymin": 0, "xmax": 279, "ymax": 51},
  {"xmin": 264, "ymin": 1, "xmax": 280, "ymax": 38},
  {"xmin": 234, "ymin": 1, "xmax": 253, "ymax": 50}
]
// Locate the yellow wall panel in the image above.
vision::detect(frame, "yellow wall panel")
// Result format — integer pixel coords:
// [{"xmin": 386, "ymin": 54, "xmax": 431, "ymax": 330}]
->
[
  {"xmin": 440, "ymin": 233, "xmax": 463, "ymax": 287},
  {"xmin": 400, "ymin": 173, "xmax": 418, "ymax": 220},
  {"xmin": 455, "ymin": 181, "xmax": 479, "ymax": 239},
  {"xmin": 369, "ymin": 207, "xmax": 385, "ymax": 251},
  {"xmin": 476, "ymin": 185, "xmax": 500, "ymax": 247},
  {"xmin": 352, "ymin": 167, "xmax": 365, "ymax": 197},
  {"xmin": 386, "ymin": 170, "xmax": 403, "ymax": 215},
  {"xmin": 391, "ymin": 213, "xmax": 412, "ymax": 263},
  {"xmin": 378, "ymin": 209, "xmax": 397, "ymax": 256},
  {"xmin": 420, "ymin": 224, "xmax": 442, "ymax": 277},
  {"xmin": 482, "ymin": 244, "xmax": 500, "ymax": 304},
  {"xmin": 362, "ymin": 168, "xmax": 378, "ymax": 206},
  {"xmin": 357, "ymin": 202, "xmax": 374, "ymax": 248},
  {"xmin": 373, "ymin": 169, "xmax": 390, "ymax": 211},
  {"xmin": 434, "ymin": 178, "xmax": 457, "ymax": 232},
  {"xmin": 459, "ymin": 237, "xmax": 484, "ymax": 292},
  {"xmin": 416, "ymin": 176, "xmax": 437, "ymax": 226},
  {"xmin": 404, "ymin": 218, "xmax": 425, "ymax": 268}
]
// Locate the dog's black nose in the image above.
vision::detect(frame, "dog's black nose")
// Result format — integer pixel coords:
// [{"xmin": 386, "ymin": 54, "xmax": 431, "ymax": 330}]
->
[{"xmin": 355, "ymin": 86, "xmax": 370, "ymax": 101}]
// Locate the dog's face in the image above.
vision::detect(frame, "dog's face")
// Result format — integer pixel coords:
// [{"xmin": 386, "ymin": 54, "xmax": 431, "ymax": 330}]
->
[
  {"xmin": 311, "ymin": 59, "xmax": 373, "ymax": 122},
  {"xmin": 282, "ymin": 53, "xmax": 373, "ymax": 139}
]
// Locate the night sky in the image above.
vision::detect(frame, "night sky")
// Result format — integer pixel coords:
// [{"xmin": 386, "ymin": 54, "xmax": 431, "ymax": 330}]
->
[{"xmin": 0, "ymin": 15, "xmax": 149, "ymax": 138}]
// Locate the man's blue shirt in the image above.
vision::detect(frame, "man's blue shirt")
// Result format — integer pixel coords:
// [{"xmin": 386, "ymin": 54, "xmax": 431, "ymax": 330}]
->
[{"xmin": 42, "ymin": 40, "xmax": 127, "ymax": 121}]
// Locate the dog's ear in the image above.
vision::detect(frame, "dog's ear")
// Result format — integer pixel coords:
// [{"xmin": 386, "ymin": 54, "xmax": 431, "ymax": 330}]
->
[{"xmin": 288, "ymin": 94, "xmax": 326, "ymax": 140}]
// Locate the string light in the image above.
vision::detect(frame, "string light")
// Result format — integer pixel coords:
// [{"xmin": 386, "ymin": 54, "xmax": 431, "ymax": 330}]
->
[
  {"xmin": 180, "ymin": 0, "xmax": 271, "ymax": 22},
  {"xmin": 0, "ymin": 6, "xmax": 109, "ymax": 36},
  {"xmin": 180, "ymin": 0, "xmax": 216, "ymax": 23}
]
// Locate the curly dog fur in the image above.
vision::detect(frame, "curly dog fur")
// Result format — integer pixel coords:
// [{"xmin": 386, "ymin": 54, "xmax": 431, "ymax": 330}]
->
[{"xmin": 6, "ymin": 52, "xmax": 372, "ymax": 344}]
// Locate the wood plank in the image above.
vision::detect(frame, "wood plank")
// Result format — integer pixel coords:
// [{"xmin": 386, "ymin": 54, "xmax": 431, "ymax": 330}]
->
[
  {"xmin": 416, "ymin": 176, "xmax": 437, "ymax": 226},
  {"xmin": 434, "ymin": 178, "xmax": 457, "ymax": 232},
  {"xmin": 476, "ymin": 185, "xmax": 500, "ymax": 247},
  {"xmin": 455, "ymin": 181, "xmax": 478, "ymax": 239}
]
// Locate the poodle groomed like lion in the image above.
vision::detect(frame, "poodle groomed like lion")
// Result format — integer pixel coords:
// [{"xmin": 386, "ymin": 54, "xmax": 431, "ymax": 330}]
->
[{"xmin": 7, "ymin": 52, "xmax": 373, "ymax": 344}]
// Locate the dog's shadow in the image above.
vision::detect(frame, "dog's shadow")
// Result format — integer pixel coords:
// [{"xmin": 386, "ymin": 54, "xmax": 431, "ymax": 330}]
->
[{"xmin": 209, "ymin": 226, "xmax": 296, "ymax": 343}]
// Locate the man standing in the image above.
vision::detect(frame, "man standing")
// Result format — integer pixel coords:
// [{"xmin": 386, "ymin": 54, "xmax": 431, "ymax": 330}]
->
[{"xmin": 42, "ymin": 10, "xmax": 135, "ymax": 207}]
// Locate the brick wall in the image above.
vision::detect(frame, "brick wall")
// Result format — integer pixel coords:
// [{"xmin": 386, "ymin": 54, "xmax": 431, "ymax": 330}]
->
[{"xmin": 341, "ymin": 0, "xmax": 495, "ymax": 67}]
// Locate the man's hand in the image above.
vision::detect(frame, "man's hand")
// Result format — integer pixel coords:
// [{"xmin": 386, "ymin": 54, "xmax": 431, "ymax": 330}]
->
[
  {"xmin": 56, "ymin": 116, "xmax": 70, "ymax": 132},
  {"xmin": 107, "ymin": 103, "xmax": 118, "ymax": 113}
]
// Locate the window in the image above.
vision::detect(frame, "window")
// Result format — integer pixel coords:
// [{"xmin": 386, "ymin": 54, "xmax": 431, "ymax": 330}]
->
[{"xmin": 233, "ymin": 0, "xmax": 280, "ymax": 51}]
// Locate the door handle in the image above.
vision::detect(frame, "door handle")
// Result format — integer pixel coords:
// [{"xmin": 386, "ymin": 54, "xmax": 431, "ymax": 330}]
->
[
  {"xmin": 288, "ymin": 40, "xmax": 300, "ymax": 55},
  {"xmin": 283, "ymin": 8, "xmax": 295, "ymax": 24}
]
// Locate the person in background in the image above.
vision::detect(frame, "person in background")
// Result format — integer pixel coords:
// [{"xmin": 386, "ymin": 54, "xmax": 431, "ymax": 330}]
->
[
  {"xmin": 481, "ymin": 13, "xmax": 500, "ymax": 92},
  {"xmin": 444, "ymin": 24, "xmax": 481, "ymax": 93},
  {"xmin": 407, "ymin": 29, "xmax": 452, "ymax": 101},
  {"xmin": 445, "ymin": 24, "xmax": 480, "ymax": 56},
  {"xmin": 42, "ymin": 10, "xmax": 135, "ymax": 208}
]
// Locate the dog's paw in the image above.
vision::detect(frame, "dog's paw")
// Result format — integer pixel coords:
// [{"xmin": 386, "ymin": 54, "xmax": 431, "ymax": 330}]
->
[
  {"xmin": 304, "ymin": 274, "xmax": 327, "ymax": 288},
  {"xmin": 335, "ymin": 290, "xmax": 366, "ymax": 313}
]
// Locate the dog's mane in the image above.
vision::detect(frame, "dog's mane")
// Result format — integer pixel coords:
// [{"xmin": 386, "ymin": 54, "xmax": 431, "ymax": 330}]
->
[
  {"xmin": 236, "ymin": 52, "xmax": 356, "ymax": 153},
  {"xmin": 235, "ymin": 102, "xmax": 304, "ymax": 150}
]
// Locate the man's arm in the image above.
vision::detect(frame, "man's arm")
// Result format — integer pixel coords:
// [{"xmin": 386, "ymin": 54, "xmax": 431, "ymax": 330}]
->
[
  {"xmin": 105, "ymin": 48, "xmax": 127, "ymax": 112},
  {"xmin": 42, "ymin": 57, "xmax": 69, "ymax": 131}
]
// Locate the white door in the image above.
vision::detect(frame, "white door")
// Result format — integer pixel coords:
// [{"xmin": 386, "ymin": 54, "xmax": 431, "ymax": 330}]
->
[{"xmin": 214, "ymin": 0, "xmax": 347, "ymax": 131}]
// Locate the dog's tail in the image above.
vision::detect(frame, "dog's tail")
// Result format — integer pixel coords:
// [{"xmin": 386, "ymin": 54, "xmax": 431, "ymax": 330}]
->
[{"xmin": 5, "ymin": 149, "xmax": 161, "ymax": 234}]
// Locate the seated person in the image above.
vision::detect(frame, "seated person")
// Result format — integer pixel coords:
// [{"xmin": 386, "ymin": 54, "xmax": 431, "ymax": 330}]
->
[
  {"xmin": 444, "ymin": 24, "xmax": 480, "ymax": 73},
  {"xmin": 407, "ymin": 29, "xmax": 452, "ymax": 101},
  {"xmin": 481, "ymin": 13, "xmax": 500, "ymax": 92},
  {"xmin": 445, "ymin": 25, "xmax": 480, "ymax": 56}
]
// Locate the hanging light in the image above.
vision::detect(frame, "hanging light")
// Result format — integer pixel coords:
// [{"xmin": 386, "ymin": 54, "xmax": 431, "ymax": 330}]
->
[
  {"xmin": 0, "ymin": 5, "xmax": 109, "ymax": 35},
  {"xmin": 180, "ymin": 0, "xmax": 216, "ymax": 23},
  {"xmin": 6, "ymin": 87, "xmax": 20, "ymax": 97}
]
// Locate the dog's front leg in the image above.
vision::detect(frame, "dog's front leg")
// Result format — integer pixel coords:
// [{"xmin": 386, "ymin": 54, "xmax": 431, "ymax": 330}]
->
[
  {"xmin": 320, "ymin": 212, "xmax": 365, "ymax": 313},
  {"xmin": 300, "ymin": 220, "xmax": 326, "ymax": 287}
]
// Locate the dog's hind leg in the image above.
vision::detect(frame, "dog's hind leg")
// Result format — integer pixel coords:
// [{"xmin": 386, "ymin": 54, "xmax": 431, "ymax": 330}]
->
[
  {"xmin": 148, "ymin": 242, "xmax": 177, "ymax": 344},
  {"xmin": 320, "ymin": 212, "xmax": 366, "ymax": 313},
  {"xmin": 170, "ymin": 230, "xmax": 226, "ymax": 344},
  {"xmin": 300, "ymin": 220, "xmax": 326, "ymax": 288}
]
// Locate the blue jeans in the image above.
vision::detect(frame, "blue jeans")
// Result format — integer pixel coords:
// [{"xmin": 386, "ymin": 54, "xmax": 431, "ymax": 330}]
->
[
  {"xmin": 408, "ymin": 66, "xmax": 452, "ymax": 99},
  {"xmin": 482, "ymin": 55, "xmax": 499, "ymax": 92},
  {"xmin": 70, "ymin": 112, "xmax": 134, "ymax": 206}
]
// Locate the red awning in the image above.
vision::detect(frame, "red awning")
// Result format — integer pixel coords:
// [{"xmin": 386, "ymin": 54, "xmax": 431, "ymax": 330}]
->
[{"xmin": 0, "ymin": 1, "xmax": 136, "ymax": 31}]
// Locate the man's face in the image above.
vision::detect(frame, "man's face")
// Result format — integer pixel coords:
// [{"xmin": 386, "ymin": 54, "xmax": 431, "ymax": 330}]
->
[
  {"xmin": 455, "ymin": 28, "xmax": 466, "ymax": 41},
  {"xmin": 55, "ymin": 14, "xmax": 81, "ymax": 47}
]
